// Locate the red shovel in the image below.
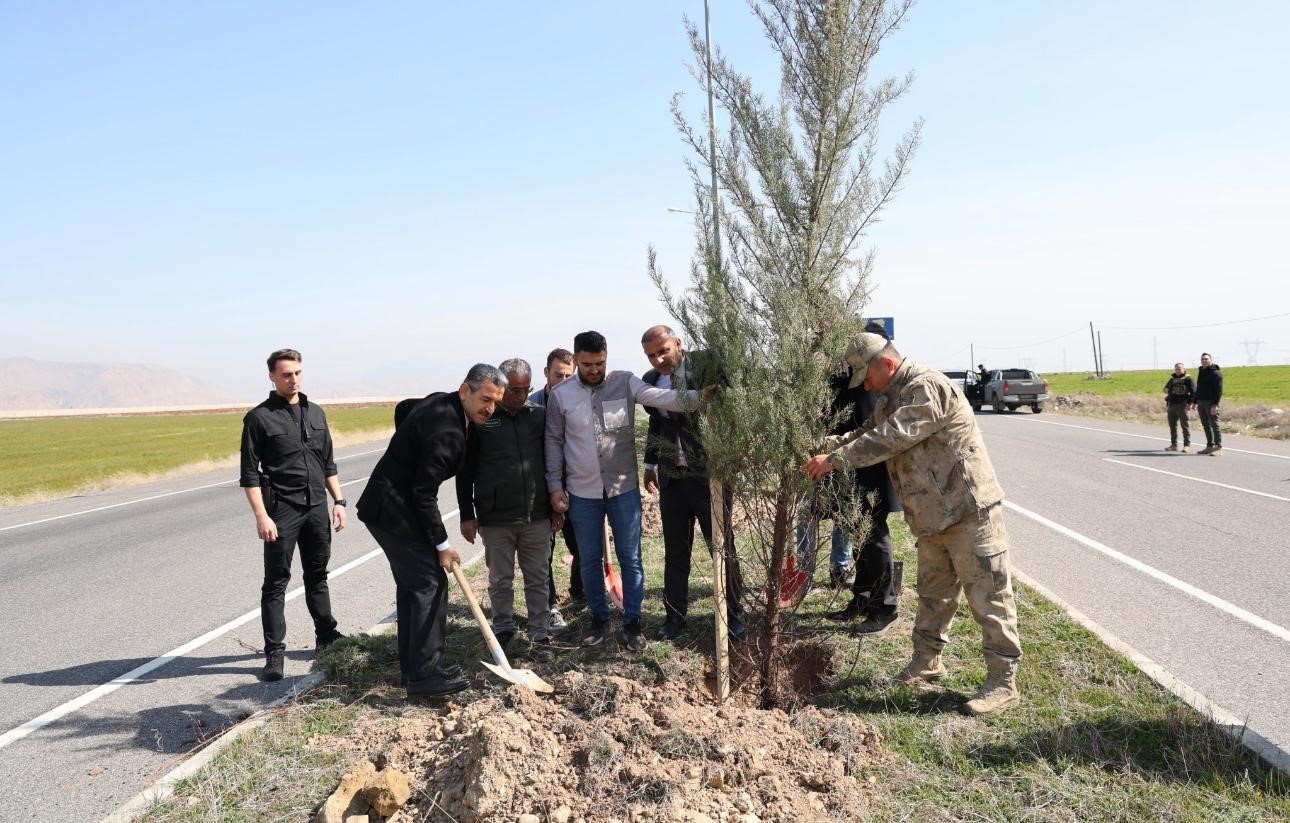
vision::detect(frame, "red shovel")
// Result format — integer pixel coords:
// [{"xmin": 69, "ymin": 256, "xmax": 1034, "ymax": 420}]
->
[
  {"xmin": 773, "ymin": 515, "xmax": 815, "ymax": 608},
  {"xmin": 603, "ymin": 521, "xmax": 624, "ymax": 609}
]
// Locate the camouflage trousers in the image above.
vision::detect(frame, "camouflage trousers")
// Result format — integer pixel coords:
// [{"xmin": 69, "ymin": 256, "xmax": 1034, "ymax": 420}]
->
[{"xmin": 912, "ymin": 503, "xmax": 1022, "ymax": 668}]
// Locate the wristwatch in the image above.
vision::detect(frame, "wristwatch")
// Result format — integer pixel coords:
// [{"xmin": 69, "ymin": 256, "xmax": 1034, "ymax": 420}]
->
[{"xmin": 333, "ymin": 498, "xmax": 348, "ymax": 508}]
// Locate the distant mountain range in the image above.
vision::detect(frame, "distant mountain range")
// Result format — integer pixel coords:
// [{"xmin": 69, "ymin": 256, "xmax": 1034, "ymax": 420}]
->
[{"xmin": 0, "ymin": 358, "xmax": 240, "ymax": 410}]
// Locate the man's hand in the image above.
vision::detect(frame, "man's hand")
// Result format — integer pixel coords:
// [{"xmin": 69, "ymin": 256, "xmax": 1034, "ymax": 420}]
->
[
  {"xmin": 439, "ymin": 547, "xmax": 462, "ymax": 569},
  {"xmin": 550, "ymin": 490, "xmax": 569, "ymax": 513},
  {"xmin": 802, "ymin": 454, "xmax": 836, "ymax": 481},
  {"xmin": 460, "ymin": 519, "xmax": 478, "ymax": 544},
  {"xmin": 550, "ymin": 511, "xmax": 565, "ymax": 531},
  {"xmin": 1211, "ymin": 405, "xmax": 1219, "ymax": 416},
  {"xmin": 701, "ymin": 384, "xmax": 720, "ymax": 402},
  {"xmin": 643, "ymin": 467, "xmax": 659, "ymax": 495},
  {"xmin": 332, "ymin": 504, "xmax": 347, "ymax": 531},
  {"xmin": 256, "ymin": 514, "xmax": 279, "ymax": 542}
]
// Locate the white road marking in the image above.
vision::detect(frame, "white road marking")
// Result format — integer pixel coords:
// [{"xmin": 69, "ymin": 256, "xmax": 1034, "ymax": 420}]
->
[
  {"xmin": 1003, "ymin": 500, "xmax": 1290, "ymax": 644},
  {"xmin": 0, "ymin": 507, "xmax": 459, "ymax": 752},
  {"xmin": 0, "ymin": 447, "xmax": 386, "ymax": 533},
  {"xmin": 1103, "ymin": 459, "xmax": 1290, "ymax": 502},
  {"xmin": 1016, "ymin": 417, "xmax": 1290, "ymax": 460}
]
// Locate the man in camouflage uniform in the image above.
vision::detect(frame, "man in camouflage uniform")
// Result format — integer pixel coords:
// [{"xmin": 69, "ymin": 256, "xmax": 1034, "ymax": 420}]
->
[{"xmin": 802, "ymin": 332, "xmax": 1022, "ymax": 716}]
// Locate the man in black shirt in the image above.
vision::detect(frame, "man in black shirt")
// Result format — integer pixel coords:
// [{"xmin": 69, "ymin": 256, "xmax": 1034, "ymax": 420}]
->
[
  {"xmin": 1196, "ymin": 352, "xmax": 1224, "ymax": 455},
  {"xmin": 240, "ymin": 348, "xmax": 348, "ymax": 682}
]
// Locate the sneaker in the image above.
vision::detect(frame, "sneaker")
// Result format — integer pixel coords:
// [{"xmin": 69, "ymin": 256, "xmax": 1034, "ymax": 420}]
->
[
  {"xmin": 1209, "ymin": 447, "xmax": 1222, "ymax": 456},
  {"xmin": 855, "ymin": 610, "xmax": 897, "ymax": 635},
  {"xmin": 581, "ymin": 617, "xmax": 609, "ymax": 647},
  {"xmin": 1180, "ymin": 445, "xmax": 1189, "ymax": 453},
  {"xmin": 1198, "ymin": 445, "xmax": 1213, "ymax": 454},
  {"xmin": 622, "ymin": 620, "xmax": 647, "ymax": 652},
  {"xmin": 657, "ymin": 616, "xmax": 686, "ymax": 641},
  {"xmin": 1164, "ymin": 444, "xmax": 1178, "ymax": 452},
  {"xmin": 315, "ymin": 629, "xmax": 345, "ymax": 650},
  {"xmin": 261, "ymin": 652, "xmax": 284, "ymax": 682},
  {"xmin": 548, "ymin": 609, "xmax": 568, "ymax": 633}
]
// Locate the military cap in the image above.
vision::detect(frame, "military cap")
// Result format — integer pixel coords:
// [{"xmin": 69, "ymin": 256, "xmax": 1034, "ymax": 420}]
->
[{"xmin": 845, "ymin": 332, "xmax": 890, "ymax": 388}]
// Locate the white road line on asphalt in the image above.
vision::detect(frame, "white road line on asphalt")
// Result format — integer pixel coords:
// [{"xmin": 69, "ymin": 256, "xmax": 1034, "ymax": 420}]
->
[
  {"xmin": 0, "ymin": 506, "xmax": 458, "ymax": 753},
  {"xmin": 1003, "ymin": 500, "xmax": 1290, "ymax": 644},
  {"xmin": 0, "ymin": 447, "xmax": 386, "ymax": 534},
  {"xmin": 1103, "ymin": 458, "xmax": 1290, "ymax": 502},
  {"xmin": 1017, "ymin": 417, "xmax": 1290, "ymax": 460}
]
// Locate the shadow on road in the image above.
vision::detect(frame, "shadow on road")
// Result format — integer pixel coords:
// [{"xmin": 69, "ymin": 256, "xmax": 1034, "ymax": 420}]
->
[{"xmin": 1101, "ymin": 449, "xmax": 1191, "ymax": 459}]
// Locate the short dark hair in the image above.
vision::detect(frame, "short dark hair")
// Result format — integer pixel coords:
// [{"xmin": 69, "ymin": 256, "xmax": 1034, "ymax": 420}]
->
[
  {"xmin": 267, "ymin": 348, "xmax": 301, "ymax": 372},
  {"xmin": 546, "ymin": 347, "xmax": 574, "ymax": 368},
  {"xmin": 573, "ymin": 331, "xmax": 607, "ymax": 354},
  {"xmin": 1201, "ymin": 352, "xmax": 1212, "ymax": 358}
]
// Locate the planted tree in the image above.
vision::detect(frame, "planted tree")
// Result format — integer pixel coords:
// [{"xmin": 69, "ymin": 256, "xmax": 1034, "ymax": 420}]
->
[{"xmin": 648, "ymin": 0, "xmax": 922, "ymax": 707}]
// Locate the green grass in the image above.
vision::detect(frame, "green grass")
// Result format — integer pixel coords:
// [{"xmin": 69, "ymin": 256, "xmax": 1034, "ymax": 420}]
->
[
  {"xmin": 0, "ymin": 404, "xmax": 395, "ymax": 502},
  {"xmin": 140, "ymin": 512, "xmax": 1289, "ymax": 822},
  {"xmin": 1045, "ymin": 364, "xmax": 1290, "ymax": 405}
]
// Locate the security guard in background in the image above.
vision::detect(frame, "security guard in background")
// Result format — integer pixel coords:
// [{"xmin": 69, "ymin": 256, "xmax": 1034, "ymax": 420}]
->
[
  {"xmin": 803, "ymin": 333, "xmax": 1023, "ymax": 716},
  {"xmin": 240, "ymin": 348, "xmax": 347, "ymax": 682}
]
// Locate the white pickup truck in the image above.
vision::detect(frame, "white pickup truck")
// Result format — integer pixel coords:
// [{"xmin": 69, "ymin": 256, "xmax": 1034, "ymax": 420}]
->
[{"xmin": 982, "ymin": 368, "xmax": 1051, "ymax": 414}]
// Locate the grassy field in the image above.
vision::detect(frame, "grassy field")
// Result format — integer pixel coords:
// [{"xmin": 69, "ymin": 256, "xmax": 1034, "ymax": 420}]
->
[
  {"xmin": 1045, "ymin": 364, "xmax": 1290, "ymax": 405},
  {"xmin": 141, "ymin": 517, "xmax": 1289, "ymax": 822},
  {"xmin": 0, "ymin": 404, "xmax": 396, "ymax": 503}
]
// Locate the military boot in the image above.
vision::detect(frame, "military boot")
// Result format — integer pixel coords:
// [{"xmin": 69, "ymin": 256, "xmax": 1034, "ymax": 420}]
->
[
  {"xmin": 894, "ymin": 651, "xmax": 947, "ymax": 685},
  {"xmin": 965, "ymin": 661, "xmax": 1019, "ymax": 716}
]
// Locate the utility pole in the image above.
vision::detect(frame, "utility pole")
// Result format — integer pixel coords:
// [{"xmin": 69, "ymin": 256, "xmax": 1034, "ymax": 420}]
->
[
  {"xmin": 1097, "ymin": 331, "xmax": 1105, "ymax": 377},
  {"xmin": 1089, "ymin": 322, "xmax": 1100, "ymax": 377},
  {"xmin": 1239, "ymin": 338, "xmax": 1265, "ymax": 365}
]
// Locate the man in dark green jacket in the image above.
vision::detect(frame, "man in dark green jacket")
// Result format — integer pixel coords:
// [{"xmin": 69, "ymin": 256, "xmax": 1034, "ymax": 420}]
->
[{"xmin": 456, "ymin": 358, "xmax": 557, "ymax": 656}]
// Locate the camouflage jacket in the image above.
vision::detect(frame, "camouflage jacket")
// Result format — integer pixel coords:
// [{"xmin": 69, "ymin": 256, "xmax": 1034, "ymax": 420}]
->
[{"xmin": 824, "ymin": 359, "xmax": 1004, "ymax": 537}]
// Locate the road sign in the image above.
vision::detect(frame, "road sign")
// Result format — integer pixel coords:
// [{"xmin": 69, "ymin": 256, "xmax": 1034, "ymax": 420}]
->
[{"xmin": 863, "ymin": 316, "xmax": 895, "ymax": 340}]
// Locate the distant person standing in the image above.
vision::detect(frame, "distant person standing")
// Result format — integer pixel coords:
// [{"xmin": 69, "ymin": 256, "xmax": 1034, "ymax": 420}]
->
[
  {"xmin": 239, "ymin": 348, "xmax": 347, "ymax": 682},
  {"xmin": 977, "ymin": 364, "xmax": 990, "ymax": 386},
  {"xmin": 530, "ymin": 347, "xmax": 581, "ymax": 617},
  {"xmin": 1162, "ymin": 362, "xmax": 1195, "ymax": 453},
  {"xmin": 1196, "ymin": 353, "xmax": 1224, "ymax": 455}
]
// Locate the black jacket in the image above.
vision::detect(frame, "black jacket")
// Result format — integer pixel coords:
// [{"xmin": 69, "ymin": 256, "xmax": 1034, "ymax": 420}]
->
[
  {"xmin": 832, "ymin": 370, "xmax": 901, "ymax": 513},
  {"xmin": 1163, "ymin": 374, "xmax": 1195, "ymax": 405},
  {"xmin": 1196, "ymin": 364, "xmax": 1223, "ymax": 404},
  {"xmin": 456, "ymin": 403, "xmax": 550, "ymax": 526},
  {"xmin": 642, "ymin": 351, "xmax": 713, "ymax": 487},
  {"xmin": 357, "ymin": 392, "xmax": 466, "ymax": 546},
  {"xmin": 239, "ymin": 392, "xmax": 337, "ymax": 508}
]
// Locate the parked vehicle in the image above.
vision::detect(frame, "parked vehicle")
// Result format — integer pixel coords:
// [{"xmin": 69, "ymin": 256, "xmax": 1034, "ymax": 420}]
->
[
  {"xmin": 981, "ymin": 368, "xmax": 1050, "ymax": 413},
  {"xmin": 941, "ymin": 370, "xmax": 985, "ymax": 412}
]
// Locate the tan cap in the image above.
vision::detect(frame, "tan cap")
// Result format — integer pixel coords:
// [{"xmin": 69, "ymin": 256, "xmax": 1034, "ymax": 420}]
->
[{"xmin": 845, "ymin": 332, "xmax": 890, "ymax": 388}]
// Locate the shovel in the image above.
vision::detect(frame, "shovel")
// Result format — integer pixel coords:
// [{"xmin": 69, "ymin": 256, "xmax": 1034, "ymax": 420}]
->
[
  {"xmin": 449, "ymin": 563, "xmax": 554, "ymax": 694},
  {"xmin": 603, "ymin": 521, "xmax": 624, "ymax": 610},
  {"xmin": 774, "ymin": 515, "xmax": 815, "ymax": 608}
]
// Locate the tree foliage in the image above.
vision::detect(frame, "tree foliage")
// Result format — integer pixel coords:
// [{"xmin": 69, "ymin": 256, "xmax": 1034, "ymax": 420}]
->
[{"xmin": 648, "ymin": 0, "xmax": 921, "ymax": 707}]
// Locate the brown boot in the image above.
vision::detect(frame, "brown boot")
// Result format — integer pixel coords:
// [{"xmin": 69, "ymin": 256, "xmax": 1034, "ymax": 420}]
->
[
  {"xmin": 895, "ymin": 651, "xmax": 947, "ymax": 685},
  {"xmin": 965, "ymin": 665, "xmax": 1019, "ymax": 716}
]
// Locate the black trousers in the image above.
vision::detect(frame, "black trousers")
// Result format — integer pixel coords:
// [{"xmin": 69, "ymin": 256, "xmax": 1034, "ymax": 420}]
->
[
  {"xmin": 366, "ymin": 524, "xmax": 450, "ymax": 687},
  {"xmin": 548, "ymin": 518, "xmax": 582, "ymax": 608},
  {"xmin": 851, "ymin": 506, "xmax": 897, "ymax": 615},
  {"xmin": 1198, "ymin": 402, "xmax": 1222, "ymax": 447},
  {"xmin": 660, "ymin": 475, "xmax": 744, "ymax": 624},
  {"xmin": 261, "ymin": 500, "xmax": 336, "ymax": 655}
]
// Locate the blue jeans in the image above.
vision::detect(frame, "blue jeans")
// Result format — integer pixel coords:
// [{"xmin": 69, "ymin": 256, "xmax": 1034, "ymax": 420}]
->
[
  {"xmin": 567, "ymin": 489, "xmax": 645, "ymax": 623},
  {"xmin": 789, "ymin": 513, "xmax": 851, "ymax": 570}
]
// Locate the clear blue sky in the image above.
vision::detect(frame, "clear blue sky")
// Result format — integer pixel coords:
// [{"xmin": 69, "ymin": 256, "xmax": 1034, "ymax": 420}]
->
[{"xmin": 2, "ymin": 1, "xmax": 1287, "ymax": 400}]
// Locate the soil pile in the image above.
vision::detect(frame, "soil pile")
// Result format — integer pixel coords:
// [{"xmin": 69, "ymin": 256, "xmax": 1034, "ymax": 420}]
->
[{"xmin": 319, "ymin": 672, "xmax": 882, "ymax": 822}]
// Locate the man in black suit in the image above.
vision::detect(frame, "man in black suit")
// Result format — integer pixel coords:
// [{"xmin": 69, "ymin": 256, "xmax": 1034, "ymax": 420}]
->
[
  {"xmin": 357, "ymin": 364, "xmax": 506, "ymax": 697},
  {"xmin": 640, "ymin": 325, "xmax": 745, "ymax": 641}
]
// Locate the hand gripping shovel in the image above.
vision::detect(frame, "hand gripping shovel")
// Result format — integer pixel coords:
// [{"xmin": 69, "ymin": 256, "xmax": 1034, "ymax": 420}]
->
[
  {"xmin": 603, "ymin": 521, "xmax": 624, "ymax": 610},
  {"xmin": 450, "ymin": 563, "xmax": 554, "ymax": 694}
]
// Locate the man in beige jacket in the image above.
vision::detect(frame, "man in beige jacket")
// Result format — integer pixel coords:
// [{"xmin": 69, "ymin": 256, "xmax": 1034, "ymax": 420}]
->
[{"xmin": 803, "ymin": 333, "xmax": 1022, "ymax": 715}]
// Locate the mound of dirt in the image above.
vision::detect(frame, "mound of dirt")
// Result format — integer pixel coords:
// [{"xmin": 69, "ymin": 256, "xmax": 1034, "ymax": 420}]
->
[{"xmin": 319, "ymin": 672, "xmax": 883, "ymax": 822}]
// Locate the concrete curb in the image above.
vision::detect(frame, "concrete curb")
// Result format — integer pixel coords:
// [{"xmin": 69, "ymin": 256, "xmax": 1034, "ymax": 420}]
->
[
  {"xmin": 103, "ymin": 553, "xmax": 486, "ymax": 822},
  {"xmin": 1013, "ymin": 568, "xmax": 1290, "ymax": 776}
]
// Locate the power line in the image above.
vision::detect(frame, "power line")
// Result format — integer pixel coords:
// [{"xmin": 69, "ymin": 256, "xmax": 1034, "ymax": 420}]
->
[{"xmin": 1099, "ymin": 310, "xmax": 1290, "ymax": 332}]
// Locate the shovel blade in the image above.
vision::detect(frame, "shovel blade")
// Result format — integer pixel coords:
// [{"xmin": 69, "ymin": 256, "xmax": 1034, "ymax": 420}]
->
[
  {"xmin": 605, "ymin": 568, "xmax": 624, "ymax": 610},
  {"xmin": 482, "ymin": 661, "xmax": 555, "ymax": 694}
]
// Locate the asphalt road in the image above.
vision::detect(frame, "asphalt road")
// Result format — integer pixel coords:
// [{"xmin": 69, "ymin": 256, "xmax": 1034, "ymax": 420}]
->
[
  {"xmin": 0, "ymin": 441, "xmax": 479, "ymax": 822},
  {"xmin": 975, "ymin": 410, "xmax": 1290, "ymax": 766},
  {"xmin": 1, "ymin": 412, "xmax": 1288, "ymax": 820}
]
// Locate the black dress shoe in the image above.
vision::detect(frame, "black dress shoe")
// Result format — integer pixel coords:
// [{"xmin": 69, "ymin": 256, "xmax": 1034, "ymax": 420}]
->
[
  {"xmin": 400, "ymin": 664, "xmax": 463, "ymax": 687},
  {"xmin": 407, "ymin": 674, "xmax": 469, "ymax": 698},
  {"xmin": 855, "ymin": 610, "xmax": 898, "ymax": 635},
  {"xmin": 261, "ymin": 652, "xmax": 284, "ymax": 682},
  {"xmin": 315, "ymin": 629, "xmax": 345, "ymax": 650},
  {"xmin": 657, "ymin": 617, "xmax": 687, "ymax": 641},
  {"xmin": 826, "ymin": 598, "xmax": 867, "ymax": 622}
]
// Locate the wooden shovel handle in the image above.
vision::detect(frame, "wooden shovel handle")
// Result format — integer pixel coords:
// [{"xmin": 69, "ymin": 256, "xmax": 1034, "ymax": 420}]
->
[{"xmin": 450, "ymin": 563, "xmax": 508, "ymax": 668}]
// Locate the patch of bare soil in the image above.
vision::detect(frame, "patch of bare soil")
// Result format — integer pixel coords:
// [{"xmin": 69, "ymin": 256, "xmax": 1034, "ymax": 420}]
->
[
  {"xmin": 313, "ymin": 672, "xmax": 882, "ymax": 823},
  {"xmin": 1054, "ymin": 393, "xmax": 1288, "ymax": 440}
]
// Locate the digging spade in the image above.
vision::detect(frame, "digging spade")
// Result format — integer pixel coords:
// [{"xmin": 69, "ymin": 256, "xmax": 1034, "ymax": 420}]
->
[
  {"xmin": 449, "ymin": 563, "xmax": 554, "ymax": 694},
  {"xmin": 603, "ymin": 521, "xmax": 624, "ymax": 609}
]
